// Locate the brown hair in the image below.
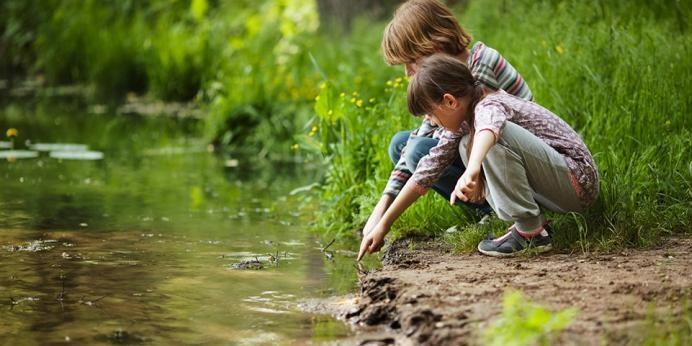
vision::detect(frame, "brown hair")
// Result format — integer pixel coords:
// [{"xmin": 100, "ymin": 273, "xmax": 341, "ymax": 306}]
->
[
  {"xmin": 382, "ymin": 0, "xmax": 473, "ymax": 65},
  {"xmin": 407, "ymin": 54, "xmax": 486, "ymax": 203}
]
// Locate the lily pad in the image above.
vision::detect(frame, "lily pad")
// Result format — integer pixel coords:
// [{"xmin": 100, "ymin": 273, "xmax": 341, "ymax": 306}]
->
[
  {"xmin": 50, "ymin": 150, "xmax": 104, "ymax": 160},
  {"xmin": 30, "ymin": 143, "xmax": 89, "ymax": 152},
  {"xmin": 0, "ymin": 150, "xmax": 39, "ymax": 159}
]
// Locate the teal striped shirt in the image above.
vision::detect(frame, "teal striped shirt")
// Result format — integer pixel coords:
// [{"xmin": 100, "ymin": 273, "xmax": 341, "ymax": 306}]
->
[{"xmin": 469, "ymin": 41, "xmax": 533, "ymax": 101}]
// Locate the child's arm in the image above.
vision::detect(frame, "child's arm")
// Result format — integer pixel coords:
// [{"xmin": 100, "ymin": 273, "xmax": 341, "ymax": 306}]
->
[
  {"xmin": 357, "ymin": 180, "xmax": 421, "ymax": 261},
  {"xmin": 361, "ymin": 194, "xmax": 393, "ymax": 237},
  {"xmin": 451, "ymin": 129, "xmax": 496, "ymax": 204},
  {"xmin": 364, "ymin": 119, "xmax": 440, "ymax": 237}
]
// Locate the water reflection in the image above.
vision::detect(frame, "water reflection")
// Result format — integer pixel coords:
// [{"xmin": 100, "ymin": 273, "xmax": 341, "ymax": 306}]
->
[{"xmin": 0, "ymin": 101, "xmax": 355, "ymax": 344}]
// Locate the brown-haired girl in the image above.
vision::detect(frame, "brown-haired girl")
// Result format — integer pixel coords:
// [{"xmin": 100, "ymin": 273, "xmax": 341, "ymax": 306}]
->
[
  {"xmin": 362, "ymin": 0, "xmax": 534, "ymax": 245},
  {"xmin": 358, "ymin": 54, "xmax": 598, "ymax": 259}
]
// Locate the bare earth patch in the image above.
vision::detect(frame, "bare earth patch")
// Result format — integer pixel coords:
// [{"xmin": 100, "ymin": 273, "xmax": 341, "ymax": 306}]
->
[{"xmin": 306, "ymin": 237, "xmax": 692, "ymax": 345}]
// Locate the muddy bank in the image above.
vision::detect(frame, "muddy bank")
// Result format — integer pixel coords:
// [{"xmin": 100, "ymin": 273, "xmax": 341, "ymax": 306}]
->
[{"xmin": 306, "ymin": 237, "xmax": 692, "ymax": 345}]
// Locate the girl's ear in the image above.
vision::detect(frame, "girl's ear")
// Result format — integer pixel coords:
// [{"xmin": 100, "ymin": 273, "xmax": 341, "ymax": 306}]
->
[{"xmin": 442, "ymin": 93, "xmax": 458, "ymax": 108}]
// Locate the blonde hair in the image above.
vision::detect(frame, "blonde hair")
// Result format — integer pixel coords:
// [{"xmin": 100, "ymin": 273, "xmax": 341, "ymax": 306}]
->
[
  {"xmin": 382, "ymin": 0, "xmax": 472, "ymax": 65},
  {"xmin": 408, "ymin": 54, "xmax": 486, "ymax": 203}
]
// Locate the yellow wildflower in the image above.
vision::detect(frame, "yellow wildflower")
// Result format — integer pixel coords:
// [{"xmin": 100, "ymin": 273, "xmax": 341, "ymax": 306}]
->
[
  {"xmin": 340, "ymin": 92, "xmax": 346, "ymax": 97},
  {"xmin": 315, "ymin": 95, "xmax": 320, "ymax": 101},
  {"xmin": 386, "ymin": 80, "xmax": 393, "ymax": 86},
  {"xmin": 555, "ymin": 44, "xmax": 565, "ymax": 55},
  {"xmin": 356, "ymin": 99, "xmax": 363, "ymax": 108},
  {"xmin": 6, "ymin": 128, "xmax": 18, "ymax": 137},
  {"xmin": 291, "ymin": 144, "xmax": 299, "ymax": 150},
  {"xmin": 350, "ymin": 97, "xmax": 356, "ymax": 103}
]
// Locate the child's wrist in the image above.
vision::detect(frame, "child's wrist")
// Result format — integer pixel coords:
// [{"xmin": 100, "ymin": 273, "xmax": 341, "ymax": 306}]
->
[{"xmin": 467, "ymin": 161, "xmax": 482, "ymax": 173}]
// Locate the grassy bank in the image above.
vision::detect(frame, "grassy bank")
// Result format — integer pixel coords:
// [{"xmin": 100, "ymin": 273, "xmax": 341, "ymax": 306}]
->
[
  {"xmin": 313, "ymin": 0, "xmax": 692, "ymax": 251},
  {"xmin": 2, "ymin": 0, "xmax": 690, "ymax": 250}
]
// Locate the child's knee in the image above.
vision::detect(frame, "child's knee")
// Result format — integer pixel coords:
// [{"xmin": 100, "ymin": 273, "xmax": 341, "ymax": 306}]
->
[
  {"xmin": 388, "ymin": 131, "xmax": 410, "ymax": 163},
  {"xmin": 403, "ymin": 138, "xmax": 433, "ymax": 172}
]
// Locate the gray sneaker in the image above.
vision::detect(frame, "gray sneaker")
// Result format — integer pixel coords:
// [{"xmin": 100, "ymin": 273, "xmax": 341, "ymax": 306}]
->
[{"xmin": 478, "ymin": 224, "xmax": 552, "ymax": 257}]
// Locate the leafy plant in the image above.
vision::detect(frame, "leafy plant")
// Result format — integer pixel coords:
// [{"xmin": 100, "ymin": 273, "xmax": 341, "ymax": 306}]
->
[{"xmin": 483, "ymin": 291, "xmax": 578, "ymax": 346}]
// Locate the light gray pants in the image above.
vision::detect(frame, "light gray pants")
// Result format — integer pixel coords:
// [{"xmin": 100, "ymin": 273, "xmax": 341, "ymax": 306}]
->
[{"xmin": 459, "ymin": 122, "xmax": 582, "ymax": 232}]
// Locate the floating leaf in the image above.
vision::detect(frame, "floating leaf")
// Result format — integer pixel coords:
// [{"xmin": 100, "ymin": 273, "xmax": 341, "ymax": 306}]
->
[
  {"xmin": 30, "ymin": 143, "xmax": 89, "ymax": 152},
  {"xmin": 0, "ymin": 150, "xmax": 39, "ymax": 159},
  {"xmin": 49, "ymin": 150, "xmax": 104, "ymax": 160}
]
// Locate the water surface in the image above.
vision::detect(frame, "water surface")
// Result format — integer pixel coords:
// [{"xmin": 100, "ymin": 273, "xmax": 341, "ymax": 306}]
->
[{"xmin": 0, "ymin": 101, "xmax": 357, "ymax": 344}]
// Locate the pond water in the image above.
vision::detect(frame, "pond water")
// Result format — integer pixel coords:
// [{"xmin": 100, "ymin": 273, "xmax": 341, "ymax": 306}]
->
[{"xmin": 0, "ymin": 101, "xmax": 360, "ymax": 344}]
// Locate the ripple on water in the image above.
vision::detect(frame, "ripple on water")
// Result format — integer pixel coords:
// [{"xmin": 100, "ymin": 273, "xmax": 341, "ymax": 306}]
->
[
  {"xmin": 242, "ymin": 291, "xmax": 297, "ymax": 315},
  {"xmin": 4, "ymin": 239, "xmax": 58, "ymax": 252}
]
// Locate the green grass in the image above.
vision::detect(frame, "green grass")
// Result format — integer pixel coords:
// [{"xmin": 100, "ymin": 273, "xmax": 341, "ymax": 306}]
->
[
  {"xmin": 312, "ymin": 0, "xmax": 692, "ymax": 252},
  {"xmin": 2, "ymin": 0, "xmax": 690, "ymax": 250},
  {"xmin": 636, "ymin": 300, "xmax": 692, "ymax": 346}
]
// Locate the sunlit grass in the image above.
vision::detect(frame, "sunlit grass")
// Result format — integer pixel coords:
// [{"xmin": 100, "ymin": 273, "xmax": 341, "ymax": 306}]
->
[
  {"xmin": 312, "ymin": 0, "xmax": 692, "ymax": 252},
  {"xmin": 2, "ymin": 0, "xmax": 690, "ymax": 251}
]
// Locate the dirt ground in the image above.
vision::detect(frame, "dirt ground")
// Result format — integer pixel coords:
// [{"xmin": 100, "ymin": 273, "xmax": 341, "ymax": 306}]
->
[{"xmin": 305, "ymin": 236, "xmax": 692, "ymax": 345}]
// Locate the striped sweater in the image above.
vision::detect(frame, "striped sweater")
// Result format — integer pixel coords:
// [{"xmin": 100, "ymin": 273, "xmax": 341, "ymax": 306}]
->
[{"xmin": 383, "ymin": 42, "xmax": 533, "ymax": 197}]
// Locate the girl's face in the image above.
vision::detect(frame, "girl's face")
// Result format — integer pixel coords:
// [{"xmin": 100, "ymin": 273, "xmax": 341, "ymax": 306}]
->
[{"xmin": 429, "ymin": 93, "xmax": 472, "ymax": 131}]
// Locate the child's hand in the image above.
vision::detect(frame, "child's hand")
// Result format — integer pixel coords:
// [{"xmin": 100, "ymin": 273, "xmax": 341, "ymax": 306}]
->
[
  {"xmin": 450, "ymin": 166, "xmax": 481, "ymax": 204},
  {"xmin": 357, "ymin": 226, "xmax": 386, "ymax": 261}
]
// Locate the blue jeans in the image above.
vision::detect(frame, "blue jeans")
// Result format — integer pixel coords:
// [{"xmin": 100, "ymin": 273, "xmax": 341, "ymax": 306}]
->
[{"xmin": 389, "ymin": 130, "xmax": 491, "ymax": 213}]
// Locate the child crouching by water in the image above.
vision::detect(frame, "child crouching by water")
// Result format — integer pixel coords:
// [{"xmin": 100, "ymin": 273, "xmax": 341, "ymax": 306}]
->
[{"xmin": 358, "ymin": 54, "xmax": 598, "ymax": 259}]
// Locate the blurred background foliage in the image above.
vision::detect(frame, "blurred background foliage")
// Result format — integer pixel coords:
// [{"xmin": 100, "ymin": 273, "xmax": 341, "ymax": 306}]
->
[
  {"xmin": 1, "ymin": 0, "xmax": 691, "ymax": 249},
  {"xmin": 0, "ymin": 0, "xmax": 406, "ymax": 158}
]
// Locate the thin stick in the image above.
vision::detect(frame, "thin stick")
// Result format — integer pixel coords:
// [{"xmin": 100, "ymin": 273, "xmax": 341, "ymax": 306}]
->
[{"xmin": 321, "ymin": 238, "xmax": 336, "ymax": 252}]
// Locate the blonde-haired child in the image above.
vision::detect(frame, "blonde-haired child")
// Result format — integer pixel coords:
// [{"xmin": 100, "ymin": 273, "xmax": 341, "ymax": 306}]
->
[
  {"xmin": 360, "ymin": 54, "xmax": 598, "ymax": 259},
  {"xmin": 359, "ymin": 0, "xmax": 533, "ymax": 257}
]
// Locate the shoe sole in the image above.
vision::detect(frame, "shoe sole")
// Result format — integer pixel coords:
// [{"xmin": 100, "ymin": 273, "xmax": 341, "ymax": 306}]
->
[{"xmin": 478, "ymin": 243, "xmax": 553, "ymax": 257}]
